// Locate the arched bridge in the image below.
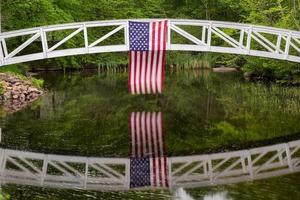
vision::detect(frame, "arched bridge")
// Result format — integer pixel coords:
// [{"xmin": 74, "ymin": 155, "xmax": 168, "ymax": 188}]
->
[{"xmin": 0, "ymin": 19, "xmax": 300, "ymax": 67}]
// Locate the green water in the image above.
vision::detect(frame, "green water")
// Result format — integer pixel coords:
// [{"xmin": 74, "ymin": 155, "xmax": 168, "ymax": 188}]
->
[{"xmin": 0, "ymin": 69, "xmax": 300, "ymax": 199}]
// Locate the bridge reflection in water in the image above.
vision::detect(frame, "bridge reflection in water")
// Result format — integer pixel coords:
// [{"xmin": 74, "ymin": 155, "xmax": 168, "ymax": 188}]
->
[{"xmin": 0, "ymin": 112, "xmax": 299, "ymax": 191}]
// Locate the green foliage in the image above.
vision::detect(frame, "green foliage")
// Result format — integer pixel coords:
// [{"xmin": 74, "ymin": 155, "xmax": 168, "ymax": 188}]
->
[
  {"xmin": 0, "ymin": 81, "xmax": 4, "ymax": 95},
  {"xmin": 0, "ymin": 65, "xmax": 28, "ymax": 75},
  {"xmin": 0, "ymin": 189, "xmax": 10, "ymax": 200},
  {"xmin": 31, "ymin": 77, "xmax": 44, "ymax": 88}
]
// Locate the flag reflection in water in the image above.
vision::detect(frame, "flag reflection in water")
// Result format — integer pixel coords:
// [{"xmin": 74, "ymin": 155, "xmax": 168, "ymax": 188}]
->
[{"xmin": 129, "ymin": 112, "xmax": 168, "ymax": 188}]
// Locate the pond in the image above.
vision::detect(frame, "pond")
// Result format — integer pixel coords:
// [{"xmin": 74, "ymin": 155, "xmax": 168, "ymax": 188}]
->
[{"xmin": 0, "ymin": 68, "xmax": 299, "ymax": 199}]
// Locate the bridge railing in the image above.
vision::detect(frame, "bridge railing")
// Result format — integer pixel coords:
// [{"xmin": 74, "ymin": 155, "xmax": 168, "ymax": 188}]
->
[
  {"xmin": 170, "ymin": 139, "xmax": 300, "ymax": 188},
  {"xmin": 0, "ymin": 19, "xmax": 300, "ymax": 67},
  {"xmin": 170, "ymin": 20, "xmax": 300, "ymax": 62},
  {"xmin": 0, "ymin": 139, "xmax": 299, "ymax": 191}
]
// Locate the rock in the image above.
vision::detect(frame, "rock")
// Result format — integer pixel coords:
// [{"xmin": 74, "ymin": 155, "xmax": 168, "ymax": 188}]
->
[
  {"xmin": 0, "ymin": 73, "xmax": 44, "ymax": 114},
  {"xmin": 26, "ymin": 95, "xmax": 31, "ymax": 100},
  {"xmin": 8, "ymin": 78, "xmax": 19, "ymax": 84},
  {"xmin": 14, "ymin": 82, "xmax": 21, "ymax": 86},
  {"xmin": 212, "ymin": 66, "xmax": 238, "ymax": 73},
  {"xmin": 20, "ymin": 94, "xmax": 25, "ymax": 101},
  {"xmin": 11, "ymin": 91, "xmax": 19, "ymax": 96},
  {"xmin": 28, "ymin": 87, "xmax": 39, "ymax": 93},
  {"xmin": 3, "ymin": 92, "xmax": 11, "ymax": 100},
  {"xmin": 31, "ymin": 92, "xmax": 38, "ymax": 98},
  {"xmin": 12, "ymin": 86, "xmax": 19, "ymax": 91},
  {"xmin": 18, "ymin": 85, "xmax": 25, "ymax": 92}
]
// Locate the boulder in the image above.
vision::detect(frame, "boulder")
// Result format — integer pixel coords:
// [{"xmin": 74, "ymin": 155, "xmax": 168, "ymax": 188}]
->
[
  {"xmin": 20, "ymin": 94, "xmax": 26, "ymax": 101},
  {"xmin": 0, "ymin": 73, "xmax": 43, "ymax": 114},
  {"xmin": 212, "ymin": 66, "xmax": 238, "ymax": 73},
  {"xmin": 28, "ymin": 87, "xmax": 39, "ymax": 93}
]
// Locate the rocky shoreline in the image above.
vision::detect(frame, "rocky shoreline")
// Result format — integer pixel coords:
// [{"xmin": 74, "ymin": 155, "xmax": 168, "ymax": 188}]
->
[{"xmin": 0, "ymin": 73, "xmax": 43, "ymax": 113}]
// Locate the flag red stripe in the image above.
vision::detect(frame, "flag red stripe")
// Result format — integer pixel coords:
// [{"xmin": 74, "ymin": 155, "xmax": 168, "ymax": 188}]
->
[
  {"xmin": 139, "ymin": 112, "xmax": 143, "ymax": 157},
  {"xmin": 136, "ymin": 112, "xmax": 140, "ymax": 157},
  {"xmin": 150, "ymin": 113, "xmax": 156, "ymax": 186},
  {"xmin": 156, "ymin": 22, "xmax": 162, "ymax": 93},
  {"xmin": 156, "ymin": 113, "xmax": 163, "ymax": 185},
  {"xmin": 143, "ymin": 112, "xmax": 148, "ymax": 155},
  {"xmin": 128, "ymin": 52, "xmax": 132, "ymax": 93},
  {"xmin": 156, "ymin": 112, "xmax": 161, "ymax": 157},
  {"xmin": 139, "ymin": 51, "xmax": 144, "ymax": 93},
  {"xmin": 131, "ymin": 112, "xmax": 135, "ymax": 156},
  {"xmin": 151, "ymin": 22, "xmax": 156, "ymax": 93},
  {"xmin": 129, "ymin": 112, "xmax": 133, "ymax": 157},
  {"xmin": 134, "ymin": 52, "xmax": 138, "ymax": 94},
  {"xmin": 145, "ymin": 52, "xmax": 149, "ymax": 94}
]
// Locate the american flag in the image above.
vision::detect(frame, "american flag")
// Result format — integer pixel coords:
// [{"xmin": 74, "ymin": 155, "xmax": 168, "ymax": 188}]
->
[
  {"xmin": 128, "ymin": 20, "xmax": 168, "ymax": 94},
  {"xmin": 129, "ymin": 112, "xmax": 169, "ymax": 188}
]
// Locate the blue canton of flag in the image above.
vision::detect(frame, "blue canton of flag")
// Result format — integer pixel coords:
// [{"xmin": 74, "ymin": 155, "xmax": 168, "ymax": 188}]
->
[
  {"xmin": 129, "ymin": 22, "xmax": 150, "ymax": 51},
  {"xmin": 130, "ymin": 157, "xmax": 151, "ymax": 188}
]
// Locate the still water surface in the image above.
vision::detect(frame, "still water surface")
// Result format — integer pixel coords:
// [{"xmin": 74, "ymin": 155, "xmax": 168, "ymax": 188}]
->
[{"xmin": 0, "ymin": 69, "xmax": 299, "ymax": 199}]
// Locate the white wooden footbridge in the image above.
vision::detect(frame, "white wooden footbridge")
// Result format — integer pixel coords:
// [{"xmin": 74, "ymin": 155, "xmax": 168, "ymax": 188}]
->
[
  {"xmin": 0, "ymin": 19, "xmax": 300, "ymax": 66},
  {"xmin": 0, "ymin": 139, "xmax": 299, "ymax": 191}
]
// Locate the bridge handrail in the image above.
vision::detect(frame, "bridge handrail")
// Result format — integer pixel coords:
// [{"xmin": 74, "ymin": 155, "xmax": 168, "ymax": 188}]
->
[
  {"xmin": 1, "ymin": 19, "xmax": 300, "ymax": 37},
  {"xmin": 0, "ymin": 19, "xmax": 299, "ymax": 66}
]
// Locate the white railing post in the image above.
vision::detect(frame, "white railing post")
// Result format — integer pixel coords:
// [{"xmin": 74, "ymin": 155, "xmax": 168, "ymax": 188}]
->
[
  {"xmin": 124, "ymin": 21, "xmax": 129, "ymax": 51},
  {"xmin": 276, "ymin": 34, "xmax": 282, "ymax": 54},
  {"xmin": 168, "ymin": 158, "xmax": 172, "ymax": 189},
  {"xmin": 0, "ymin": 149, "xmax": 4, "ymax": 176},
  {"xmin": 284, "ymin": 32, "xmax": 291, "ymax": 59},
  {"xmin": 202, "ymin": 25, "xmax": 206, "ymax": 44},
  {"xmin": 41, "ymin": 154, "xmax": 48, "ymax": 185},
  {"xmin": 246, "ymin": 150, "xmax": 254, "ymax": 179},
  {"xmin": 0, "ymin": 41, "xmax": 3, "ymax": 66},
  {"xmin": 83, "ymin": 23, "xmax": 89, "ymax": 53},
  {"xmin": 0, "ymin": 149, "xmax": 6, "ymax": 177},
  {"xmin": 125, "ymin": 158, "xmax": 130, "ymax": 189},
  {"xmin": 84, "ymin": 158, "xmax": 89, "ymax": 189},
  {"xmin": 285, "ymin": 143, "xmax": 293, "ymax": 171},
  {"xmin": 40, "ymin": 28, "xmax": 48, "ymax": 58},
  {"xmin": 246, "ymin": 26, "xmax": 253, "ymax": 54},
  {"xmin": 207, "ymin": 22, "xmax": 212, "ymax": 50},
  {"xmin": 239, "ymin": 28, "xmax": 245, "ymax": 46},
  {"xmin": 167, "ymin": 20, "xmax": 171, "ymax": 50},
  {"xmin": 208, "ymin": 157, "xmax": 213, "ymax": 184}
]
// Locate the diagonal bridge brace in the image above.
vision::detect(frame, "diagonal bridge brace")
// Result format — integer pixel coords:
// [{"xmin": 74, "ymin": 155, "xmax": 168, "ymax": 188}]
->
[
  {"xmin": 48, "ymin": 27, "xmax": 84, "ymax": 52},
  {"xmin": 170, "ymin": 24, "xmax": 207, "ymax": 46},
  {"xmin": 89, "ymin": 25, "xmax": 125, "ymax": 48},
  {"xmin": 5, "ymin": 32, "xmax": 41, "ymax": 60}
]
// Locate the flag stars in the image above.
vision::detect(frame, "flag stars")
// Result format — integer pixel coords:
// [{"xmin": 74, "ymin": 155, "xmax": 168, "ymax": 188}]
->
[{"xmin": 129, "ymin": 21, "xmax": 149, "ymax": 51}]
